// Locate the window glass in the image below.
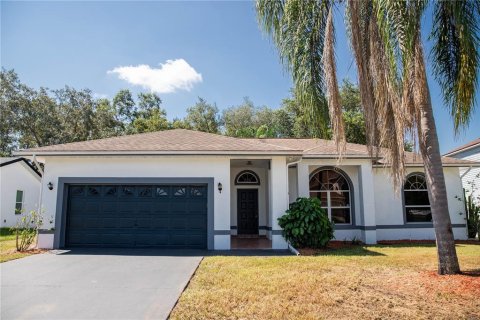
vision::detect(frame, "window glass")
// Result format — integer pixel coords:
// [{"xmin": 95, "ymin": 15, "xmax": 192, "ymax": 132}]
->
[
  {"xmin": 235, "ymin": 171, "xmax": 260, "ymax": 185},
  {"xmin": 309, "ymin": 169, "xmax": 352, "ymax": 224},
  {"xmin": 331, "ymin": 208, "xmax": 351, "ymax": 224},
  {"xmin": 16, "ymin": 190, "xmax": 23, "ymax": 203},
  {"xmin": 404, "ymin": 173, "xmax": 431, "ymax": 223},
  {"xmin": 15, "ymin": 190, "xmax": 24, "ymax": 214}
]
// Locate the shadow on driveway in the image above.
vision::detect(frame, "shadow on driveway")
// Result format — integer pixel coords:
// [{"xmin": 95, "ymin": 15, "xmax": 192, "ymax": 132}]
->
[{"xmin": 53, "ymin": 247, "xmax": 293, "ymax": 257}]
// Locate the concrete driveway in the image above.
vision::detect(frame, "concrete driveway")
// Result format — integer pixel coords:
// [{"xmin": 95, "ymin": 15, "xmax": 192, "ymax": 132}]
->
[{"xmin": 0, "ymin": 249, "xmax": 203, "ymax": 320}]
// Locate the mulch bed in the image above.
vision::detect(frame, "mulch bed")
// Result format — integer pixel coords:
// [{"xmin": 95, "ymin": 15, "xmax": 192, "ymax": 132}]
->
[
  {"xmin": 298, "ymin": 241, "xmax": 362, "ymax": 255},
  {"xmin": 420, "ymin": 270, "xmax": 480, "ymax": 295}
]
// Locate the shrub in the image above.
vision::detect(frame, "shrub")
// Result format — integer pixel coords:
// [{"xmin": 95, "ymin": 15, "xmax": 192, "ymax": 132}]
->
[
  {"xmin": 278, "ymin": 197, "xmax": 334, "ymax": 248},
  {"xmin": 465, "ymin": 194, "xmax": 480, "ymax": 239},
  {"xmin": 11, "ymin": 210, "xmax": 44, "ymax": 251}
]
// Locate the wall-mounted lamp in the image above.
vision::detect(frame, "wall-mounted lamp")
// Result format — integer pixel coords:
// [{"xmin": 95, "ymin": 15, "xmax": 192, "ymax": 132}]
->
[
  {"xmin": 47, "ymin": 182, "xmax": 54, "ymax": 190},
  {"xmin": 217, "ymin": 182, "xmax": 223, "ymax": 193}
]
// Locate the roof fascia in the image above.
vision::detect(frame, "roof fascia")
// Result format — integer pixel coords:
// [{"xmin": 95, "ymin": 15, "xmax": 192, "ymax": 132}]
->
[{"xmin": 444, "ymin": 142, "xmax": 480, "ymax": 157}]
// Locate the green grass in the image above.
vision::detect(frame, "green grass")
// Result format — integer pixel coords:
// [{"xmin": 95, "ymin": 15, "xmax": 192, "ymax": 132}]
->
[
  {"xmin": 0, "ymin": 227, "xmax": 38, "ymax": 263},
  {"xmin": 170, "ymin": 244, "xmax": 480, "ymax": 320}
]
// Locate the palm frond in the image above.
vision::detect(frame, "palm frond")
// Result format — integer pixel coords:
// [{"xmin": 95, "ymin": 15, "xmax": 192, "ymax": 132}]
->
[
  {"xmin": 431, "ymin": 0, "xmax": 480, "ymax": 132},
  {"xmin": 256, "ymin": 0, "xmax": 334, "ymax": 138},
  {"xmin": 323, "ymin": 6, "xmax": 345, "ymax": 152}
]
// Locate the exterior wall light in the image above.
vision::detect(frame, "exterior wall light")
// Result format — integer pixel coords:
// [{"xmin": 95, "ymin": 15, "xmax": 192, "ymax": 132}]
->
[
  {"xmin": 47, "ymin": 182, "xmax": 54, "ymax": 190},
  {"xmin": 218, "ymin": 182, "xmax": 223, "ymax": 193}
]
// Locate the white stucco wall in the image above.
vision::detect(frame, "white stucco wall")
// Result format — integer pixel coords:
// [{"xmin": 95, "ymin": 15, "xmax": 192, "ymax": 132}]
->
[
  {"xmin": 373, "ymin": 166, "xmax": 467, "ymax": 240},
  {"xmin": 39, "ymin": 156, "xmax": 231, "ymax": 249},
  {"xmin": 230, "ymin": 166, "xmax": 268, "ymax": 235},
  {"xmin": 0, "ymin": 161, "xmax": 41, "ymax": 227},
  {"xmin": 288, "ymin": 166, "xmax": 298, "ymax": 203},
  {"xmin": 269, "ymin": 156, "xmax": 289, "ymax": 249},
  {"xmin": 297, "ymin": 159, "xmax": 468, "ymax": 242}
]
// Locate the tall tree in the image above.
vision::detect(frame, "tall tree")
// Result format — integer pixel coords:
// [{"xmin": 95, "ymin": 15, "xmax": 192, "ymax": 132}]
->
[
  {"xmin": 221, "ymin": 98, "xmax": 258, "ymax": 137},
  {"xmin": 185, "ymin": 97, "xmax": 220, "ymax": 133},
  {"xmin": 130, "ymin": 92, "xmax": 168, "ymax": 133},
  {"xmin": 340, "ymin": 80, "xmax": 366, "ymax": 145},
  {"xmin": 112, "ymin": 89, "xmax": 136, "ymax": 125},
  {"xmin": 257, "ymin": 0, "xmax": 479, "ymax": 274}
]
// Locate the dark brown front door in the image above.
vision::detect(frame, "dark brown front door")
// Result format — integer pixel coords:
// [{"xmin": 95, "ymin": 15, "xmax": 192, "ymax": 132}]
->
[{"xmin": 237, "ymin": 189, "xmax": 259, "ymax": 235}]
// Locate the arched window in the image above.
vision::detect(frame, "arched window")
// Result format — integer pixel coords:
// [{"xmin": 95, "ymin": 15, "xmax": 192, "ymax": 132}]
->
[
  {"xmin": 235, "ymin": 170, "xmax": 260, "ymax": 185},
  {"xmin": 309, "ymin": 168, "xmax": 352, "ymax": 224},
  {"xmin": 404, "ymin": 173, "xmax": 431, "ymax": 223}
]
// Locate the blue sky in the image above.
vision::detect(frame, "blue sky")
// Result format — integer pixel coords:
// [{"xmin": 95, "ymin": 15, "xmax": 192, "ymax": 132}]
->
[{"xmin": 2, "ymin": 1, "xmax": 478, "ymax": 154}]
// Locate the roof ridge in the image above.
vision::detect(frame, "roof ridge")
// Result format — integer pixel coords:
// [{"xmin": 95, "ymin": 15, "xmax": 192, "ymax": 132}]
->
[{"xmin": 444, "ymin": 137, "xmax": 480, "ymax": 156}]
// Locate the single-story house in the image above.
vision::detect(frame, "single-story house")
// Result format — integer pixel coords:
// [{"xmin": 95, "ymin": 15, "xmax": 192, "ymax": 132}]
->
[
  {"xmin": 444, "ymin": 138, "xmax": 480, "ymax": 204},
  {"xmin": 0, "ymin": 157, "xmax": 42, "ymax": 227},
  {"xmin": 14, "ymin": 129, "xmax": 478, "ymax": 250}
]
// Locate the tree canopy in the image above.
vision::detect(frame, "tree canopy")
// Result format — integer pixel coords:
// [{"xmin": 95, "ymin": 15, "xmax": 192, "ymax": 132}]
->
[{"xmin": 1, "ymin": 69, "xmax": 371, "ymax": 156}]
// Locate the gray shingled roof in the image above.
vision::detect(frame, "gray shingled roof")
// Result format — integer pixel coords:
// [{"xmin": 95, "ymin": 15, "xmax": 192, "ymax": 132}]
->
[
  {"xmin": 15, "ymin": 129, "xmax": 300, "ymax": 155},
  {"xmin": 13, "ymin": 129, "xmax": 479, "ymax": 166}
]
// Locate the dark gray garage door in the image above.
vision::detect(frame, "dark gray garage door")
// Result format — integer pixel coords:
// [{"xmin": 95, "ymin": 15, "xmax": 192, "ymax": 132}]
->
[{"xmin": 66, "ymin": 184, "xmax": 207, "ymax": 249}]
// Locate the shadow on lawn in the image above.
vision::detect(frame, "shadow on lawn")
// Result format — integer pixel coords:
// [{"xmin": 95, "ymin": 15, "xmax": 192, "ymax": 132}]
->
[
  {"xmin": 461, "ymin": 269, "xmax": 480, "ymax": 277},
  {"xmin": 309, "ymin": 246, "xmax": 386, "ymax": 256}
]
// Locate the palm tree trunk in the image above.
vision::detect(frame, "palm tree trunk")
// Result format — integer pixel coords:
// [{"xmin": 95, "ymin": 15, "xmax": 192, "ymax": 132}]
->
[{"xmin": 415, "ymin": 41, "xmax": 460, "ymax": 275}]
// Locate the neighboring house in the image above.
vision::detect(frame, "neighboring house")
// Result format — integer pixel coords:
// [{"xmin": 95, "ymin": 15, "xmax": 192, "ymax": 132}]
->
[
  {"xmin": 14, "ymin": 129, "xmax": 479, "ymax": 250},
  {"xmin": 444, "ymin": 138, "xmax": 480, "ymax": 204},
  {"xmin": 0, "ymin": 157, "xmax": 42, "ymax": 227}
]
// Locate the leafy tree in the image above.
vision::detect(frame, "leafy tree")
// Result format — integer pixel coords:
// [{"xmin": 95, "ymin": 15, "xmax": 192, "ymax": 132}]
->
[
  {"xmin": 257, "ymin": 0, "xmax": 480, "ymax": 274},
  {"xmin": 112, "ymin": 89, "xmax": 136, "ymax": 125},
  {"xmin": 169, "ymin": 118, "xmax": 192, "ymax": 130},
  {"xmin": 1, "ymin": 70, "xmax": 24, "ymax": 154},
  {"xmin": 137, "ymin": 92, "xmax": 162, "ymax": 112},
  {"xmin": 92, "ymin": 98, "xmax": 123, "ymax": 138},
  {"xmin": 339, "ymin": 80, "xmax": 366, "ymax": 145},
  {"xmin": 131, "ymin": 108, "xmax": 169, "ymax": 133},
  {"xmin": 130, "ymin": 93, "xmax": 168, "ymax": 133},
  {"xmin": 221, "ymin": 98, "xmax": 258, "ymax": 137},
  {"xmin": 184, "ymin": 97, "xmax": 220, "ymax": 133},
  {"xmin": 272, "ymin": 108, "xmax": 294, "ymax": 138}
]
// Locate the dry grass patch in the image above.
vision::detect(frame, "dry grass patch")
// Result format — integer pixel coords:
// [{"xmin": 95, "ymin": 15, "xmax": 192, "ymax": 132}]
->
[
  {"xmin": 170, "ymin": 245, "xmax": 480, "ymax": 320},
  {"xmin": 0, "ymin": 228, "xmax": 41, "ymax": 263}
]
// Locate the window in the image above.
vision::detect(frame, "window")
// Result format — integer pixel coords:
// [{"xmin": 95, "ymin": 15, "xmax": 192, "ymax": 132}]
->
[
  {"xmin": 235, "ymin": 170, "xmax": 260, "ymax": 185},
  {"xmin": 404, "ymin": 173, "xmax": 432, "ymax": 223},
  {"xmin": 15, "ymin": 190, "xmax": 24, "ymax": 215},
  {"xmin": 309, "ymin": 168, "xmax": 352, "ymax": 224}
]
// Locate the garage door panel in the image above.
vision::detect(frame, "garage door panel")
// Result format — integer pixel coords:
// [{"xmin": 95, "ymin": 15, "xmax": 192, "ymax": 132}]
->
[
  {"xmin": 152, "ymin": 217, "xmax": 170, "ymax": 229},
  {"xmin": 188, "ymin": 217, "xmax": 207, "ymax": 229},
  {"xmin": 66, "ymin": 184, "xmax": 208, "ymax": 249},
  {"xmin": 118, "ymin": 218, "xmax": 136, "ymax": 228}
]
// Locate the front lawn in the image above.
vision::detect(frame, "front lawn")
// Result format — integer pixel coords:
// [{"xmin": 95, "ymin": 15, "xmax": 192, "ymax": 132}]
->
[
  {"xmin": 0, "ymin": 228, "xmax": 39, "ymax": 263},
  {"xmin": 170, "ymin": 244, "xmax": 480, "ymax": 319}
]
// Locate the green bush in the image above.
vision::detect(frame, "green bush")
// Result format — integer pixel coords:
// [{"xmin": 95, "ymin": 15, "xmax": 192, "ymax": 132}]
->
[
  {"xmin": 465, "ymin": 194, "xmax": 480, "ymax": 239},
  {"xmin": 11, "ymin": 210, "xmax": 44, "ymax": 251},
  {"xmin": 278, "ymin": 197, "xmax": 334, "ymax": 248}
]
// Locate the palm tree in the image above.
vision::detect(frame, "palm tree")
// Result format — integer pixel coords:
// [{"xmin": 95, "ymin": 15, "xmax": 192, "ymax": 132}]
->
[{"xmin": 257, "ymin": 0, "xmax": 479, "ymax": 274}]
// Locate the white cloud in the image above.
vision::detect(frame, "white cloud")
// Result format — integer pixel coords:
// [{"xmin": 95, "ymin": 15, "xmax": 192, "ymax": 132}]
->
[{"xmin": 108, "ymin": 59, "xmax": 202, "ymax": 94}]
